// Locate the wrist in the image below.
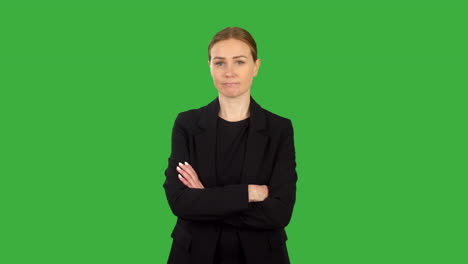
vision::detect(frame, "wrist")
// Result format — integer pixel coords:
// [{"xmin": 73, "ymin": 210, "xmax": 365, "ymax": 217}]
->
[{"xmin": 248, "ymin": 184, "xmax": 254, "ymax": 203}]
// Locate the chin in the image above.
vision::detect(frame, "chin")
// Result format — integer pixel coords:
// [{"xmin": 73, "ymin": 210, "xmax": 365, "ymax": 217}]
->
[
  {"xmin": 222, "ymin": 93, "xmax": 238, "ymax": 98},
  {"xmin": 216, "ymin": 86, "xmax": 249, "ymax": 98}
]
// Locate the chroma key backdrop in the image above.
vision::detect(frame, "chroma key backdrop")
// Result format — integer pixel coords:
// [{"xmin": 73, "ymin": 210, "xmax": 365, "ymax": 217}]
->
[{"xmin": 0, "ymin": 1, "xmax": 466, "ymax": 263}]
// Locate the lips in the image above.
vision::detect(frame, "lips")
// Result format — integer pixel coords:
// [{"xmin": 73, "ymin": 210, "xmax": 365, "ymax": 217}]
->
[{"xmin": 223, "ymin": 82, "xmax": 240, "ymax": 86}]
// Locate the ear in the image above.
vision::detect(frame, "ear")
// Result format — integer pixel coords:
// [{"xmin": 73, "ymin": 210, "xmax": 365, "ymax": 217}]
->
[
  {"xmin": 253, "ymin": 58, "xmax": 261, "ymax": 77},
  {"xmin": 208, "ymin": 60, "xmax": 210, "ymax": 66}
]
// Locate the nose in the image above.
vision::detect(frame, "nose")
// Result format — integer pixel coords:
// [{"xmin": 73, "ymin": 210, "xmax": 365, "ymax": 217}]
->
[{"xmin": 224, "ymin": 64, "xmax": 236, "ymax": 77}]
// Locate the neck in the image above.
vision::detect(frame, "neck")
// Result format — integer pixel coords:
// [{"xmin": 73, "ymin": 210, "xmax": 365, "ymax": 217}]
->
[{"xmin": 218, "ymin": 92, "xmax": 251, "ymax": 122}]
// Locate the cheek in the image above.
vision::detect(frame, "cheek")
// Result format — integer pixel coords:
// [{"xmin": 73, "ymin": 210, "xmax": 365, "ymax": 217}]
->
[
  {"xmin": 245, "ymin": 65, "xmax": 256, "ymax": 75},
  {"xmin": 215, "ymin": 72, "xmax": 224, "ymax": 83},
  {"xmin": 210, "ymin": 69, "xmax": 221, "ymax": 81},
  {"xmin": 241, "ymin": 69, "xmax": 254, "ymax": 81}
]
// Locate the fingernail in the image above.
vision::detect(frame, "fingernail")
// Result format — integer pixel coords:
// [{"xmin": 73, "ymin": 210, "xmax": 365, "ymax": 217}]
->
[
  {"xmin": 177, "ymin": 166, "xmax": 181, "ymax": 170},
  {"xmin": 184, "ymin": 161, "xmax": 189, "ymax": 165},
  {"xmin": 178, "ymin": 174, "xmax": 182, "ymax": 178},
  {"xmin": 178, "ymin": 162, "xmax": 183, "ymax": 166}
]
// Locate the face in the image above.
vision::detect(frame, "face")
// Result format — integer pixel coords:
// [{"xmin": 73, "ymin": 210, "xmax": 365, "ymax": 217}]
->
[{"xmin": 208, "ymin": 38, "xmax": 261, "ymax": 98}]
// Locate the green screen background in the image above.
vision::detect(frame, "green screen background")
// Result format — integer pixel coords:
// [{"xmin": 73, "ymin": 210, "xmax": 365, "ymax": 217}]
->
[{"xmin": 1, "ymin": 1, "xmax": 466, "ymax": 263}]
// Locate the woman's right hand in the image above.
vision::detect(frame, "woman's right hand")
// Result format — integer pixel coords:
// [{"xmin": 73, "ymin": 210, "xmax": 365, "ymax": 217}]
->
[{"xmin": 248, "ymin": 184, "xmax": 269, "ymax": 202}]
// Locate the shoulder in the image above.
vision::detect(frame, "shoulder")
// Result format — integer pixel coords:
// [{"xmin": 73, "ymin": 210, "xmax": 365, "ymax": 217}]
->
[
  {"xmin": 172, "ymin": 104, "xmax": 205, "ymax": 129},
  {"xmin": 263, "ymin": 108, "xmax": 292, "ymax": 126},
  {"xmin": 174, "ymin": 108, "xmax": 199, "ymax": 124},
  {"xmin": 262, "ymin": 108, "xmax": 294, "ymax": 135}
]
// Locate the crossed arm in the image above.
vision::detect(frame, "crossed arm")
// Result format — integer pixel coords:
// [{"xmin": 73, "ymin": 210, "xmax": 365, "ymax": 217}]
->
[
  {"xmin": 175, "ymin": 161, "xmax": 269, "ymax": 202},
  {"xmin": 163, "ymin": 113, "xmax": 297, "ymax": 229}
]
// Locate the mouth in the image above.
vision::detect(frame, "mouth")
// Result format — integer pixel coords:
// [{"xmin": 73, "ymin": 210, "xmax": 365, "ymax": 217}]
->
[{"xmin": 222, "ymin": 82, "xmax": 240, "ymax": 87}]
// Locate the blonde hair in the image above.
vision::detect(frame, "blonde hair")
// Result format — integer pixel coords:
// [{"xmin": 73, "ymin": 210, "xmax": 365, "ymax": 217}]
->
[{"xmin": 208, "ymin": 27, "xmax": 258, "ymax": 62}]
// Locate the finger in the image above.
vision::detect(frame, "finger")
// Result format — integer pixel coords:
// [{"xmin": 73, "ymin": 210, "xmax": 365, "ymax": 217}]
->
[
  {"xmin": 177, "ymin": 165, "xmax": 196, "ymax": 187},
  {"xmin": 181, "ymin": 162, "xmax": 202, "ymax": 187},
  {"xmin": 178, "ymin": 173, "xmax": 193, "ymax": 188},
  {"xmin": 182, "ymin": 162, "xmax": 198, "ymax": 178},
  {"xmin": 179, "ymin": 162, "xmax": 204, "ymax": 189},
  {"xmin": 193, "ymin": 179, "xmax": 204, "ymax": 189},
  {"xmin": 192, "ymin": 180, "xmax": 202, "ymax": 189}
]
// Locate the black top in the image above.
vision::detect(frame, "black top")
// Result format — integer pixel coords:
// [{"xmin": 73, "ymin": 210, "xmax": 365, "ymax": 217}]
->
[{"xmin": 214, "ymin": 115, "xmax": 250, "ymax": 263}]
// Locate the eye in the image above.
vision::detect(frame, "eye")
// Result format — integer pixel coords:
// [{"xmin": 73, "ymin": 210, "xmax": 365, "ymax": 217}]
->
[
  {"xmin": 236, "ymin": 61, "xmax": 245, "ymax": 65},
  {"xmin": 215, "ymin": 61, "xmax": 224, "ymax": 66}
]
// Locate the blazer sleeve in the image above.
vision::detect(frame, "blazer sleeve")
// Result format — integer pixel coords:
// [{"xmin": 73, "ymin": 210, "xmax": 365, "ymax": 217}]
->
[
  {"xmin": 163, "ymin": 112, "xmax": 249, "ymax": 221},
  {"xmin": 222, "ymin": 119, "xmax": 297, "ymax": 229}
]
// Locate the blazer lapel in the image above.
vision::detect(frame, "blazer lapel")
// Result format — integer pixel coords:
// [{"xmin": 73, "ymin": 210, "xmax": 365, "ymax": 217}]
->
[
  {"xmin": 193, "ymin": 96, "xmax": 217, "ymax": 187},
  {"xmin": 194, "ymin": 95, "xmax": 268, "ymax": 187},
  {"xmin": 242, "ymin": 96, "xmax": 268, "ymax": 184}
]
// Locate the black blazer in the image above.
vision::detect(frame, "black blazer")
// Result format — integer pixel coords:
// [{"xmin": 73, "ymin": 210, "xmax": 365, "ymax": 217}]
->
[{"xmin": 163, "ymin": 95, "xmax": 297, "ymax": 264}]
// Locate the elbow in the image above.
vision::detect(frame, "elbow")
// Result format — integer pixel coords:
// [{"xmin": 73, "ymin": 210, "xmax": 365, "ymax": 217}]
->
[
  {"xmin": 166, "ymin": 192, "xmax": 202, "ymax": 220},
  {"xmin": 169, "ymin": 203, "xmax": 196, "ymax": 221},
  {"xmin": 164, "ymin": 187, "xmax": 191, "ymax": 219},
  {"xmin": 168, "ymin": 201, "xmax": 181, "ymax": 217},
  {"xmin": 276, "ymin": 212, "xmax": 293, "ymax": 228},
  {"xmin": 264, "ymin": 207, "xmax": 294, "ymax": 229},
  {"xmin": 167, "ymin": 198, "xmax": 192, "ymax": 219},
  {"xmin": 274, "ymin": 198, "xmax": 296, "ymax": 228},
  {"xmin": 268, "ymin": 195, "xmax": 296, "ymax": 229}
]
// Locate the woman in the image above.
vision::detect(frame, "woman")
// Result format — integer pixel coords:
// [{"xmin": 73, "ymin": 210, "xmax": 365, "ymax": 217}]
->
[{"xmin": 163, "ymin": 27, "xmax": 297, "ymax": 264}]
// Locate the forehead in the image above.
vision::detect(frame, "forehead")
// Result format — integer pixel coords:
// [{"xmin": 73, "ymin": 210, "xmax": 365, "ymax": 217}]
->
[{"xmin": 210, "ymin": 39, "xmax": 251, "ymax": 58}]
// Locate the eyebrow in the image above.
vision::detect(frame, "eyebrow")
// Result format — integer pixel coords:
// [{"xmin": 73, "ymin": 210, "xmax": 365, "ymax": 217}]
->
[{"xmin": 212, "ymin": 55, "xmax": 248, "ymax": 60}]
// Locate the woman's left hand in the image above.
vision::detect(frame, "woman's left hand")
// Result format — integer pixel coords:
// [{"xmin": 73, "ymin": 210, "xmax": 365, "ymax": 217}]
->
[{"xmin": 176, "ymin": 162, "xmax": 205, "ymax": 189}]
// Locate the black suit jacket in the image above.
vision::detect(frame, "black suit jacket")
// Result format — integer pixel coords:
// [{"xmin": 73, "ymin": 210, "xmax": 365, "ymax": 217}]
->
[{"xmin": 163, "ymin": 95, "xmax": 297, "ymax": 264}]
